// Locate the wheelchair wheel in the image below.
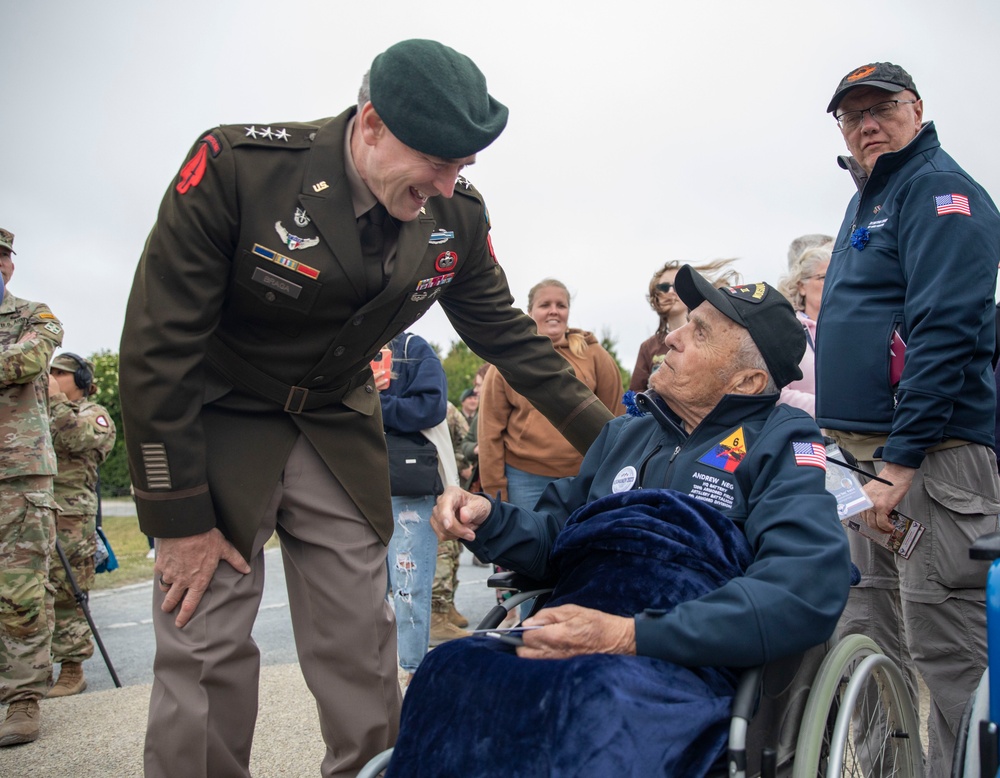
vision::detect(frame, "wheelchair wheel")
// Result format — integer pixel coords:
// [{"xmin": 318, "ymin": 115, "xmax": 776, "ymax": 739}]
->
[{"xmin": 792, "ymin": 634, "xmax": 923, "ymax": 777}]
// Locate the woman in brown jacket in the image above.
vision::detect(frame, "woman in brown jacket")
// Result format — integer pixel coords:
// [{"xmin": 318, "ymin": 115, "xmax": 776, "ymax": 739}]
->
[{"xmin": 477, "ymin": 278, "xmax": 624, "ymax": 507}]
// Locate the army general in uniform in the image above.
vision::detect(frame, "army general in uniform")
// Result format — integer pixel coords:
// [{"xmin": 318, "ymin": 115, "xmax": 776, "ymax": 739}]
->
[
  {"xmin": 46, "ymin": 352, "xmax": 116, "ymax": 698},
  {"xmin": 0, "ymin": 228, "xmax": 63, "ymax": 747},
  {"xmin": 119, "ymin": 40, "xmax": 613, "ymax": 778}
]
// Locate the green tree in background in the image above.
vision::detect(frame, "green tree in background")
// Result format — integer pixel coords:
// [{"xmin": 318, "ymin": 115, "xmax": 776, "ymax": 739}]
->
[
  {"xmin": 600, "ymin": 328, "xmax": 631, "ymax": 390},
  {"xmin": 89, "ymin": 350, "xmax": 131, "ymax": 496},
  {"xmin": 438, "ymin": 332, "xmax": 631, "ymax": 407},
  {"xmin": 440, "ymin": 340, "xmax": 484, "ymax": 406}
]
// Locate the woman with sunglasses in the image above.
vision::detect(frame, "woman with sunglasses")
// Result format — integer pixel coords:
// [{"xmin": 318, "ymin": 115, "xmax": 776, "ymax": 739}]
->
[{"xmin": 629, "ymin": 259, "xmax": 740, "ymax": 391}]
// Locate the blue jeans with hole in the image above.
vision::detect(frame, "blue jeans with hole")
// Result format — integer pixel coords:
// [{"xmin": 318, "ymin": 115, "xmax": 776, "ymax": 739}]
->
[
  {"xmin": 387, "ymin": 494, "xmax": 438, "ymax": 672},
  {"xmin": 505, "ymin": 464, "xmax": 558, "ymax": 619}
]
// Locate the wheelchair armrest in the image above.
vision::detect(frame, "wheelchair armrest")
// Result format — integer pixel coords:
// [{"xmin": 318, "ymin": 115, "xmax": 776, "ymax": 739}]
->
[
  {"xmin": 487, "ymin": 571, "xmax": 552, "ymax": 591},
  {"xmin": 730, "ymin": 665, "xmax": 765, "ymax": 721},
  {"xmin": 970, "ymin": 531, "xmax": 1000, "ymax": 561}
]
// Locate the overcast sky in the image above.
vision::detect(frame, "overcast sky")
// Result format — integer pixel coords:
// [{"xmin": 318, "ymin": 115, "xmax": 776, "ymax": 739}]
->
[{"xmin": 4, "ymin": 0, "xmax": 1000, "ymax": 376}]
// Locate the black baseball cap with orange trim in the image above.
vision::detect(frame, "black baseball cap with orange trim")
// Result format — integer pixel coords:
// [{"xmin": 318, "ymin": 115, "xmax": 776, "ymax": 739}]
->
[{"xmin": 827, "ymin": 62, "xmax": 920, "ymax": 114}]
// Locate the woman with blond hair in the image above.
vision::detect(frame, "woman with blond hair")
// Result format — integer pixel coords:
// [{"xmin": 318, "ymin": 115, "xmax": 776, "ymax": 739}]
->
[
  {"xmin": 776, "ymin": 244, "xmax": 831, "ymax": 417},
  {"xmin": 478, "ymin": 279, "xmax": 623, "ymax": 509}
]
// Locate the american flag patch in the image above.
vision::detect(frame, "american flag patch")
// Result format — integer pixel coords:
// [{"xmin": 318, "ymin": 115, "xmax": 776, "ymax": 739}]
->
[
  {"xmin": 934, "ymin": 193, "xmax": 971, "ymax": 217},
  {"xmin": 792, "ymin": 441, "xmax": 827, "ymax": 470}
]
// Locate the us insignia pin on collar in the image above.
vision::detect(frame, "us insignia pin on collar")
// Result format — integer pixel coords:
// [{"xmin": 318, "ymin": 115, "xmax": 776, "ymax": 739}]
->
[
  {"xmin": 275, "ymin": 222, "xmax": 319, "ymax": 251},
  {"xmin": 312, "ymin": 181, "xmax": 329, "ymax": 193}
]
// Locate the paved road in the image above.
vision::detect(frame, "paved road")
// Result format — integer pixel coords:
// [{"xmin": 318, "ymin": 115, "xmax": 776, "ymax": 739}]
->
[
  {"xmin": 82, "ymin": 544, "xmax": 502, "ymax": 693},
  {"xmin": 0, "ymin": 542, "xmax": 504, "ymax": 777}
]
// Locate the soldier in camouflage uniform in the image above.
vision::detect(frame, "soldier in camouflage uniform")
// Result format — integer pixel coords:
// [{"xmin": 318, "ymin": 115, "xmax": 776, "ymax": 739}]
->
[
  {"xmin": 0, "ymin": 228, "xmax": 63, "ymax": 747},
  {"xmin": 430, "ymin": 402, "xmax": 469, "ymax": 641},
  {"xmin": 45, "ymin": 352, "xmax": 116, "ymax": 697}
]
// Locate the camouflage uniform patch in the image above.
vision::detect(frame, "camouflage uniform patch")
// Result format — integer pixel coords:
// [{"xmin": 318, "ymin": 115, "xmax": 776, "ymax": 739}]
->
[
  {"xmin": 48, "ymin": 394, "xmax": 116, "ymax": 662},
  {"xmin": 0, "ymin": 479, "xmax": 57, "ymax": 702},
  {"xmin": 0, "ymin": 292, "xmax": 62, "ymax": 702},
  {"xmin": 432, "ymin": 403, "xmax": 470, "ymax": 611},
  {"xmin": 431, "ymin": 539, "xmax": 462, "ymax": 613}
]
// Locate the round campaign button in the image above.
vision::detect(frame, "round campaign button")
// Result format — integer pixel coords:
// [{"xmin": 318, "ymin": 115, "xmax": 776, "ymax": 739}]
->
[{"xmin": 611, "ymin": 466, "xmax": 637, "ymax": 493}]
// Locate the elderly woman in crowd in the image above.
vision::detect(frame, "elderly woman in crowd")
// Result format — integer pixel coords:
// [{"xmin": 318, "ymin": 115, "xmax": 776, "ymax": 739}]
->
[
  {"xmin": 777, "ymin": 244, "xmax": 831, "ymax": 417},
  {"xmin": 629, "ymin": 259, "xmax": 740, "ymax": 392}
]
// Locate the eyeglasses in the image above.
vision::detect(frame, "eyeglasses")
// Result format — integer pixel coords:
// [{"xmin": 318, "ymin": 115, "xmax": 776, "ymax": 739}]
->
[
  {"xmin": 654, "ymin": 282, "xmax": 675, "ymax": 294},
  {"xmin": 835, "ymin": 100, "xmax": 917, "ymax": 132}
]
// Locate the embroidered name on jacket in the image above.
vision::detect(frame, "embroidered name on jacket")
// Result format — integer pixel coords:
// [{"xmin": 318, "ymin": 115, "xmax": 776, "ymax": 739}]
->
[{"xmin": 689, "ymin": 471, "xmax": 736, "ymax": 510}]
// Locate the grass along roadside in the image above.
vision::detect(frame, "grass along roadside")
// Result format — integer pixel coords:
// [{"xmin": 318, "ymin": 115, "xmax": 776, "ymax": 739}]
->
[{"xmin": 91, "ymin": 506, "xmax": 280, "ymax": 591}]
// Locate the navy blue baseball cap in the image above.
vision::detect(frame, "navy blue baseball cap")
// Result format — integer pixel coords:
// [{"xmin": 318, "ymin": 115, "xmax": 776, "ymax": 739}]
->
[{"xmin": 675, "ymin": 265, "xmax": 805, "ymax": 388}]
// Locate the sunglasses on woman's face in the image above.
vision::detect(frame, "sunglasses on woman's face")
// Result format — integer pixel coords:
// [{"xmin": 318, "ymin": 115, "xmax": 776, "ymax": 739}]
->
[{"xmin": 654, "ymin": 282, "xmax": 675, "ymax": 294}]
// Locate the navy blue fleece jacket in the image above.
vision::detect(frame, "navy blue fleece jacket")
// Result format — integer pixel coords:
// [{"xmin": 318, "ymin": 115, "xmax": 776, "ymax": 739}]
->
[
  {"xmin": 816, "ymin": 123, "xmax": 1000, "ymax": 468},
  {"xmin": 378, "ymin": 332, "xmax": 447, "ymax": 434},
  {"xmin": 466, "ymin": 391, "xmax": 851, "ymax": 668}
]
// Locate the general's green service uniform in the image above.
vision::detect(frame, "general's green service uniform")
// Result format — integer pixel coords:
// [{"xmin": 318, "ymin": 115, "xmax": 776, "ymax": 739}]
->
[{"xmin": 120, "ymin": 108, "xmax": 611, "ymax": 777}]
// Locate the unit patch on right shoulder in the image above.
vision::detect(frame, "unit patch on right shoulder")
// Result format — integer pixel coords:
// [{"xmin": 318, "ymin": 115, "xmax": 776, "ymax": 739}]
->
[{"xmin": 176, "ymin": 134, "xmax": 221, "ymax": 195}]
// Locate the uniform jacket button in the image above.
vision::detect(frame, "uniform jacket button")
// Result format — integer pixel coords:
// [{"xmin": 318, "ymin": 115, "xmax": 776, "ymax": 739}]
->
[
  {"xmin": 312, "ymin": 376, "xmax": 325, "ymax": 384},
  {"xmin": 352, "ymin": 315, "xmax": 364, "ymax": 326},
  {"xmin": 365, "ymin": 385, "xmax": 374, "ymax": 393},
  {"xmin": 333, "ymin": 346, "xmax": 346, "ymax": 356}
]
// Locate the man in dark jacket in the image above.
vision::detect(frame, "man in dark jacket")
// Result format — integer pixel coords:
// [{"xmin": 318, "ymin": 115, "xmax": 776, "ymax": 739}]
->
[
  {"xmin": 816, "ymin": 62, "xmax": 1000, "ymax": 775},
  {"xmin": 119, "ymin": 39, "xmax": 612, "ymax": 778},
  {"xmin": 434, "ymin": 265, "xmax": 850, "ymax": 668}
]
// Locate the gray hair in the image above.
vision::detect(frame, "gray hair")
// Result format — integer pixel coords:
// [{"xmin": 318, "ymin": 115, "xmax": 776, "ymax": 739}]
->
[
  {"xmin": 358, "ymin": 70, "xmax": 371, "ymax": 111},
  {"xmin": 726, "ymin": 329, "xmax": 778, "ymax": 395},
  {"xmin": 778, "ymin": 244, "xmax": 832, "ymax": 312},
  {"xmin": 787, "ymin": 233, "xmax": 833, "ymax": 268}
]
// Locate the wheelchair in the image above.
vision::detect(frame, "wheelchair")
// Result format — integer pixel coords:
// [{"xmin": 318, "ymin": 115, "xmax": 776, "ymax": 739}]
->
[
  {"xmin": 950, "ymin": 530, "xmax": 1000, "ymax": 778},
  {"xmin": 358, "ymin": 573, "xmax": 922, "ymax": 778}
]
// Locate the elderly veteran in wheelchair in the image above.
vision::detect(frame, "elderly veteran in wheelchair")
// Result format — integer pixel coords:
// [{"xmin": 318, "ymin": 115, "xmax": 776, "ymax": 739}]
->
[{"xmin": 386, "ymin": 265, "xmax": 852, "ymax": 777}]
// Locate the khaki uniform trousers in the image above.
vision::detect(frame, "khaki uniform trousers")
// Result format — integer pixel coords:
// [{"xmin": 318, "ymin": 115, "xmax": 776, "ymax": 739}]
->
[
  {"xmin": 144, "ymin": 435, "xmax": 401, "ymax": 778},
  {"xmin": 837, "ymin": 443, "xmax": 999, "ymax": 777}
]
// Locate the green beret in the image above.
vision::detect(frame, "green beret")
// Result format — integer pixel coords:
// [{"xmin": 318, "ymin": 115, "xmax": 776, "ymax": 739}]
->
[{"xmin": 370, "ymin": 39, "xmax": 508, "ymax": 159}]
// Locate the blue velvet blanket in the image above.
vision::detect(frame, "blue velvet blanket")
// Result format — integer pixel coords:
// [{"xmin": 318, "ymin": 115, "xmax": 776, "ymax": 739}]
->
[{"xmin": 386, "ymin": 489, "xmax": 753, "ymax": 777}]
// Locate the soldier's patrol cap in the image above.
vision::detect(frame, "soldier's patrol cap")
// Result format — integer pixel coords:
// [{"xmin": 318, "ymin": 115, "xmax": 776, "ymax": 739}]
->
[
  {"xmin": 0, "ymin": 228, "xmax": 15, "ymax": 255},
  {"xmin": 51, "ymin": 352, "xmax": 94, "ymax": 376},
  {"xmin": 369, "ymin": 39, "xmax": 509, "ymax": 159},
  {"xmin": 827, "ymin": 62, "xmax": 920, "ymax": 114},
  {"xmin": 675, "ymin": 265, "xmax": 805, "ymax": 389}
]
